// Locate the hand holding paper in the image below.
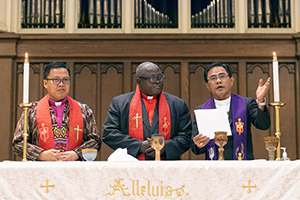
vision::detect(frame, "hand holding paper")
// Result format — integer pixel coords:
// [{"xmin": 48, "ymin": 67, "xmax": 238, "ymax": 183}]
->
[
  {"xmin": 193, "ymin": 133, "xmax": 210, "ymax": 148},
  {"xmin": 194, "ymin": 109, "xmax": 231, "ymax": 140}
]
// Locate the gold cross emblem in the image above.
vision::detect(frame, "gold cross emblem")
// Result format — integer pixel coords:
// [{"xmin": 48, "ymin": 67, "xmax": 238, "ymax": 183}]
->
[
  {"xmin": 242, "ymin": 179, "xmax": 257, "ymax": 194},
  {"xmin": 133, "ymin": 113, "xmax": 141, "ymax": 129},
  {"xmin": 73, "ymin": 124, "xmax": 82, "ymax": 141},
  {"xmin": 40, "ymin": 179, "xmax": 55, "ymax": 194}
]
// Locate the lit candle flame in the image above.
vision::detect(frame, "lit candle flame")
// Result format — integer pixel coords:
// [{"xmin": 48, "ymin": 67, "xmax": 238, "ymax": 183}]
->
[
  {"xmin": 24, "ymin": 52, "xmax": 29, "ymax": 63},
  {"xmin": 273, "ymin": 52, "xmax": 277, "ymax": 61}
]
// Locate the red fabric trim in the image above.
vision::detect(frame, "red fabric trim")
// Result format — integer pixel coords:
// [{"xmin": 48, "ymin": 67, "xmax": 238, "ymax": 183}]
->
[
  {"xmin": 36, "ymin": 95, "xmax": 54, "ymax": 150},
  {"xmin": 129, "ymin": 85, "xmax": 171, "ymax": 160},
  {"xmin": 67, "ymin": 96, "xmax": 84, "ymax": 150},
  {"xmin": 36, "ymin": 94, "xmax": 83, "ymax": 151}
]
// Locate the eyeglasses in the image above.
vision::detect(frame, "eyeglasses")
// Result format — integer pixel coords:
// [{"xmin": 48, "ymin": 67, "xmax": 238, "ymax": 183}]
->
[
  {"xmin": 208, "ymin": 73, "xmax": 229, "ymax": 82},
  {"xmin": 138, "ymin": 75, "xmax": 166, "ymax": 83},
  {"xmin": 45, "ymin": 77, "xmax": 71, "ymax": 85}
]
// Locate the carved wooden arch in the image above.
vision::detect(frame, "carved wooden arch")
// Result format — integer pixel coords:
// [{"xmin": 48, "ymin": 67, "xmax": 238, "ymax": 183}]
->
[
  {"xmin": 100, "ymin": 63, "xmax": 123, "ymax": 74},
  {"xmin": 131, "ymin": 62, "xmax": 180, "ymax": 75},
  {"xmin": 74, "ymin": 63, "xmax": 97, "ymax": 75},
  {"xmin": 17, "ymin": 63, "xmax": 40, "ymax": 74},
  {"xmin": 227, "ymin": 63, "xmax": 238, "ymax": 74},
  {"xmin": 189, "ymin": 63, "xmax": 238, "ymax": 75},
  {"xmin": 246, "ymin": 63, "xmax": 269, "ymax": 75},
  {"xmin": 159, "ymin": 63, "xmax": 180, "ymax": 74},
  {"xmin": 279, "ymin": 63, "xmax": 295, "ymax": 74},
  {"xmin": 189, "ymin": 63, "xmax": 208, "ymax": 74}
]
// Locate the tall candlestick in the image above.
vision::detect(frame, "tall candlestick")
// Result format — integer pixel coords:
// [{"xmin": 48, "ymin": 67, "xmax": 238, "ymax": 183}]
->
[
  {"xmin": 273, "ymin": 52, "xmax": 280, "ymax": 102},
  {"xmin": 23, "ymin": 53, "xmax": 29, "ymax": 103}
]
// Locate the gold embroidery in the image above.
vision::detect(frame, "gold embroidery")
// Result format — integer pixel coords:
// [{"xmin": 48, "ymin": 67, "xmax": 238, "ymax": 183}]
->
[
  {"xmin": 133, "ymin": 113, "xmax": 141, "ymax": 129},
  {"xmin": 73, "ymin": 124, "xmax": 82, "ymax": 141},
  {"xmin": 108, "ymin": 179, "xmax": 189, "ymax": 197},
  {"xmin": 242, "ymin": 179, "xmax": 257, "ymax": 194},
  {"xmin": 40, "ymin": 179, "xmax": 55, "ymax": 194},
  {"xmin": 235, "ymin": 118, "xmax": 244, "ymax": 135}
]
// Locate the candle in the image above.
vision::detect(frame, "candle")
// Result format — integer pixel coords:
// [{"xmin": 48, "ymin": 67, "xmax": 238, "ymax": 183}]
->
[
  {"xmin": 23, "ymin": 53, "xmax": 29, "ymax": 103},
  {"xmin": 272, "ymin": 52, "xmax": 280, "ymax": 102}
]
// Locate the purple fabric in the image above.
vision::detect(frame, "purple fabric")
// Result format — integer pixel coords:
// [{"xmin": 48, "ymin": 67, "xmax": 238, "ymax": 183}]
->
[
  {"xmin": 201, "ymin": 94, "xmax": 247, "ymax": 160},
  {"xmin": 49, "ymin": 98, "xmax": 67, "ymax": 128},
  {"xmin": 49, "ymin": 98, "xmax": 68, "ymax": 151},
  {"xmin": 201, "ymin": 97, "xmax": 218, "ymax": 160},
  {"xmin": 231, "ymin": 94, "xmax": 247, "ymax": 160}
]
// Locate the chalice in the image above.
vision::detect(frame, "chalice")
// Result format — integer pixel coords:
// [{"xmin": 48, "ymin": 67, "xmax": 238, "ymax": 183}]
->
[
  {"xmin": 214, "ymin": 131, "xmax": 228, "ymax": 161},
  {"xmin": 150, "ymin": 134, "xmax": 165, "ymax": 161},
  {"xmin": 264, "ymin": 136, "xmax": 278, "ymax": 161},
  {"xmin": 82, "ymin": 149, "xmax": 97, "ymax": 161}
]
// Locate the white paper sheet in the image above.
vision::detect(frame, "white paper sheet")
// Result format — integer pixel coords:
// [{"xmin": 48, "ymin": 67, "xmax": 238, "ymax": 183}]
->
[{"xmin": 194, "ymin": 109, "xmax": 231, "ymax": 139}]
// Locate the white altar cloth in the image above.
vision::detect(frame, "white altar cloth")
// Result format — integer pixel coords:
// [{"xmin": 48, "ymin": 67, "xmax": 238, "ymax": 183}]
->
[{"xmin": 0, "ymin": 160, "xmax": 300, "ymax": 199}]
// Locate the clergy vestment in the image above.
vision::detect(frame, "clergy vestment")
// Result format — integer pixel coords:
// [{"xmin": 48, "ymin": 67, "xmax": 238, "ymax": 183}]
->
[
  {"xmin": 12, "ymin": 95, "xmax": 101, "ymax": 161},
  {"xmin": 191, "ymin": 94, "xmax": 271, "ymax": 160},
  {"xmin": 102, "ymin": 89, "xmax": 192, "ymax": 160}
]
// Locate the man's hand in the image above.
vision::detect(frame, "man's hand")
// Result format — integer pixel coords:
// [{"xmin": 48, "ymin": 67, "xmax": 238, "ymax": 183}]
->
[
  {"xmin": 37, "ymin": 149, "xmax": 61, "ymax": 161},
  {"xmin": 256, "ymin": 77, "xmax": 271, "ymax": 111},
  {"xmin": 57, "ymin": 151, "xmax": 79, "ymax": 161},
  {"xmin": 145, "ymin": 147, "xmax": 155, "ymax": 157},
  {"xmin": 193, "ymin": 134, "xmax": 210, "ymax": 149},
  {"xmin": 139, "ymin": 139, "xmax": 151, "ymax": 154}
]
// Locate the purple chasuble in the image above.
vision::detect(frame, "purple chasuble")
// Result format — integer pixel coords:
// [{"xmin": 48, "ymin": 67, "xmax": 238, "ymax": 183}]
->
[{"xmin": 201, "ymin": 94, "xmax": 247, "ymax": 160}]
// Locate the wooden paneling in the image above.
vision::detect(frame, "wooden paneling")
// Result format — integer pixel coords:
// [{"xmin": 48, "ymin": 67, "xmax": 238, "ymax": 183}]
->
[
  {"xmin": 0, "ymin": 59, "xmax": 13, "ymax": 161},
  {"xmin": 1, "ymin": 33, "xmax": 300, "ymax": 161},
  {"xmin": 246, "ymin": 63, "xmax": 271, "ymax": 159},
  {"xmin": 278, "ymin": 63, "xmax": 297, "ymax": 160}
]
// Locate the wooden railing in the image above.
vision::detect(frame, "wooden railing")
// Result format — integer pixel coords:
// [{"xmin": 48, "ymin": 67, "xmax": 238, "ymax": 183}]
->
[{"xmin": 21, "ymin": 0, "xmax": 65, "ymax": 28}]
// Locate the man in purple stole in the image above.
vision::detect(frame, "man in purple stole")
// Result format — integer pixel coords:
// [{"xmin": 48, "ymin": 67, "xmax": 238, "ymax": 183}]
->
[{"xmin": 192, "ymin": 62, "xmax": 271, "ymax": 160}]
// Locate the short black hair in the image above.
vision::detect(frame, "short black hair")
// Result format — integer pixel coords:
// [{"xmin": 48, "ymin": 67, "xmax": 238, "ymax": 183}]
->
[
  {"xmin": 43, "ymin": 61, "xmax": 70, "ymax": 79},
  {"xmin": 204, "ymin": 62, "xmax": 232, "ymax": 83}
]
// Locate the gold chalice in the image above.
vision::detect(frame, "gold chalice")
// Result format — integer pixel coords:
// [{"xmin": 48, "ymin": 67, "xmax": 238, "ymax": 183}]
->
[
  {"xmin": 214, "ymin": 131, "xmax": 228, "ymax": 161},
  {"xmin": 150, "ymin": 134, "xmax": 165, "ymax": 161},
  {"xmin": 264, "ymin": 136, "xmax": 278, "ymax": 161}
]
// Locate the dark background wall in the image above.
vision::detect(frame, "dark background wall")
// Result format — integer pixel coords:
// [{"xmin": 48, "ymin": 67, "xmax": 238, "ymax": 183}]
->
[{"xmin": 1, "ymin": 33, "xmax": 300, "ymax": 161}]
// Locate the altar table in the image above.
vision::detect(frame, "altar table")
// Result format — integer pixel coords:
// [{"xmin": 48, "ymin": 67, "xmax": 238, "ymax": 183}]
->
[{"xmin": 0, "ymin": 160, "xmax": 300, "ymax": 199}]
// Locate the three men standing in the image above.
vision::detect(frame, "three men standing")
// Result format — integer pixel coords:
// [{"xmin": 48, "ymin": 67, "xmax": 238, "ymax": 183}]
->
[{"xmin": 13, "ymin": 61, "xmax": 271, "ymax": 161}]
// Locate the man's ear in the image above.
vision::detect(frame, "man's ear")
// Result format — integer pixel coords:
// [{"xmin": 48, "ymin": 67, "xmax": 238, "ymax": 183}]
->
[
  {"xmin": 43, "ymin": 79, "xmax": 47, "ymax": 89},
  {"xmin": 230, "ymin": 76, "xmax": 234, "ymax": 87},
  {"xmin": 205, "ymin": 82, "xmax": 210, "ymax": 92},
  {"xmin": 136, "ymin": 78, "xmax": 141, "ymax": 86}
]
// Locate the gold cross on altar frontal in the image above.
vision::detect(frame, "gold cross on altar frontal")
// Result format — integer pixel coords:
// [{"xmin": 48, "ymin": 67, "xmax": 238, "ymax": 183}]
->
[
  {"xmin": 40, "ymin": 179, "xmax": 55, "ymax": 194},
  {"xmin": 73, "ymin": 125, "xmax": 82, "ymax": 141},
  {"xmin": 242, "ymin": 179, "xmax": 257, "ymax": 194},
  {"xmin": 133, "ymin": 113, "xmax": 141, "ymax": 129}
]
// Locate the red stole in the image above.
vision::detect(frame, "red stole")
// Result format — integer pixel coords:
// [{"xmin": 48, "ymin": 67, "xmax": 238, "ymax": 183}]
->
[
  {"xmin": 129, "ymin": 85, "xmax": 171, "ymax": 160},
  {"xmin": 36, "ymin": 94, "xmax": 84, "ymax": 151}
]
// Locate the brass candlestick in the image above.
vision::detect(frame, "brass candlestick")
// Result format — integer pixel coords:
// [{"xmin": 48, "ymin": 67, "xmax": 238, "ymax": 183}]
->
[
  {"xmin": 19, "ymin": 103, "xmax": 32, "ymax": 162},
  {"xmin": 269, "ymin": 102, "xmax": 285, "ymax": 161}
]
